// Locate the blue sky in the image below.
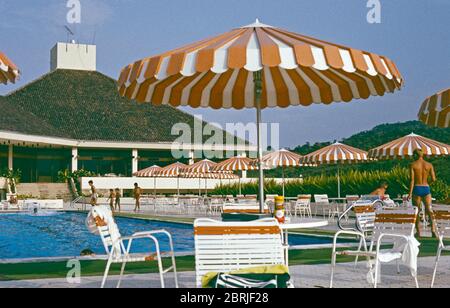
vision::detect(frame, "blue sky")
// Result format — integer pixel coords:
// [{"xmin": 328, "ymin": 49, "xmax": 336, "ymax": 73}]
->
[{"xmin": 1, "ymin": 0, "xmax": 449, "ymax": 147}]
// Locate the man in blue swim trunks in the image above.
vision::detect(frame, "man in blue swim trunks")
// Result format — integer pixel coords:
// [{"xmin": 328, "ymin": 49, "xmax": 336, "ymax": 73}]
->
[{"xmin": 408, "ymin": 149, "xmax": 437, "ymax": 237}]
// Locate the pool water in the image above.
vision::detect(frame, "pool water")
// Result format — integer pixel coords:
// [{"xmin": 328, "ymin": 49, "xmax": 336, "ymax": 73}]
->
[{"xmin": 0, "ymin": 212, "xmax": 334, "ymax": 259}]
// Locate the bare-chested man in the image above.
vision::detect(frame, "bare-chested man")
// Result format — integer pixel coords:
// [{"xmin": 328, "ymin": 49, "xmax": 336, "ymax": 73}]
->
[
  {"xmin": 89, "ymin": 180, "xmax": 98, "ymax": 206},
  {"xmin": 133, "ymin": 183, "xmax": 142, "ymax": 212},
  {"xmin": 408, "ymin": 149, "xmax": 437, "ymax": 237}
]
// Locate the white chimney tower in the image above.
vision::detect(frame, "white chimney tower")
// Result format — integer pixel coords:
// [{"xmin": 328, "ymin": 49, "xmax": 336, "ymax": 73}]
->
[{"xmin": 50, "ymin": 42, "xmax": 96, "ymax": 72}]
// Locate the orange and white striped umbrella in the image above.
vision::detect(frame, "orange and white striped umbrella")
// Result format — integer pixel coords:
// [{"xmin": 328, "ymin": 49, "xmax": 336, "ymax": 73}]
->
[
  {"xmin": 302, "ymin": 142, "xmax": 368, "ymax": 165},
  {"xmin": 418, "ymin": 88, "xmax": 449, "ymax": 128},
  {"xmin": 0, "ymin": 51, "xmax": 19, "ymax": 85},
  {"xmin": 180, "ymin": 172, "xmax": 239, "ymax": 180},
  {"xmin": 262, "ymin": 149, "xmax": 302, "ymax": 168},
  {"xmin": 133, "ymin": 165, "xmax": 162, "ymax": 177},
  {"xmin": 183, "ymin": 159, "xmax": 217, "ymax": 173},
  {"xmin": 118, "ymin": 20, "xmax": 403, "ymax": 109},
  {"xmin": 156, "ymin": 162, "xmax": 188, "ymax": 177},
  {"xmin": 369, "ymin": 133, "xmax": 450, "ymax": 159},
  {"xmin": 212, "ymin": 156, "xmax": 257, "ymax": 172}
]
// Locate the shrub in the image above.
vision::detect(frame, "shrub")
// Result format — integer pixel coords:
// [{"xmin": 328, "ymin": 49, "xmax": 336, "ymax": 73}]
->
[{"xmin": 211, "ymin": 167, "xmax": 449, "ymax": 202}]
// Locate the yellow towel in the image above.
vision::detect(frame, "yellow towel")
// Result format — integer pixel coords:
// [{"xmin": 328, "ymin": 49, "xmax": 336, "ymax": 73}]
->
[{"xmin": 202, "ymin": 265, "xmax": 289, "ymax": 288}]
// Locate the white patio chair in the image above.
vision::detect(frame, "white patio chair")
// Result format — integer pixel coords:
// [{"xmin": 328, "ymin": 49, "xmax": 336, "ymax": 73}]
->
[
  {"xmin": 294, "ymin": 195, "xmax": 312, "ymax": 218},
  {"xmin": 314, "ymin": 194, "xmax": 337, "ymax": 219},
  {"xmin": 431, "ymin": 205, "xmax": 450, "ymax": 288},
  {"xmin": 331, "ymin": 207, "xmax": 419, "ymax": 288},
  {"xmin": 194, "ymin": 218, "xmax": 287, "ymax": 288},
  {"xmin": 86, "ymin": 205, "xmax": 178, "ymax": 288}
]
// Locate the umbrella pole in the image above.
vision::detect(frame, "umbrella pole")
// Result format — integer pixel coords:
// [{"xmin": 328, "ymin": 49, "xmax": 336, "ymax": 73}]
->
[
  {"xmin": 239, "ymin": 176, "xmax": 242, "ymax": 196},
  {"xmin": 177, "ymin": 176, "xmax": 180, "ymax": 196},
  {"xmin": 337, "ymin": 165, "xmax": 341, "ymax": 199},
  {"xmin": 282, "ymin": 167, "xmax": 285, "ymax": 198},
  {"xmin": 254, "ymin": 71, "xmax": 265, "ymax": 213}
]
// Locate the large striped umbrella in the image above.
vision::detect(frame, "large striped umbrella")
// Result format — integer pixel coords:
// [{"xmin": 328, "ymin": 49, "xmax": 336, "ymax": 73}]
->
[
  {"xmin": 134, "ymin": 165, "xmax": 162, "ymax": 196},
  {"xmin": 418, "ymin": 88, "xmax": 449, "ymax": 128},
  {"xmin": 118, "ymin": 20, "xmax": 403, "ymax": 212},
  {"xmin": 0, "ymin": 51, "xmax": 19, "ymax": 85},
  {"xmin": 262, "ymin": 149, "xmax": 302, "ymax": 197},
  {"xmin": 156, "ymin": 162, "xmax": 188, "ymax": 195},
  {"xmin": 369, "ymin": 133, "xmax": 450, "ymax": 159},
  {"xmin": 301, "ymin": 143, "xmax": 369, "ymax": 198}
]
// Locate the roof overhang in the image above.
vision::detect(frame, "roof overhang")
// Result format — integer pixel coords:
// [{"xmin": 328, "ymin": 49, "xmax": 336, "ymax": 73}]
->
[{"xmin": 0, "ymin": 130, "xmax": 256, "ymax": 152}]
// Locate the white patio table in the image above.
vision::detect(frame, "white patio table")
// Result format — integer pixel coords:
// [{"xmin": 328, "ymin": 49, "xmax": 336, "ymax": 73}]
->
[{"xmin": 280, "ymin": 218, "xmax": 329, "ymax": 266}]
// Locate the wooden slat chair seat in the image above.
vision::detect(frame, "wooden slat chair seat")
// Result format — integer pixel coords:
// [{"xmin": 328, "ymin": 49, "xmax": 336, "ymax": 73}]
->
[
  {"xmin": 86, "ymin": 205, "xmax": 178, "ymax": 288},
  {"xmin": 194, "ymin": 218, "xmax": 286, "ymax": 288},
  {"xmin": 331, "ymin": 207, "xmax": 419, "ymax": 288},
  {"xmin": 223, "ymin": 203, "xmax": 271, "ymax": 214},
  {"xmin": 431, "ymin": 205, "xmax": 450, "ymax": 288}
]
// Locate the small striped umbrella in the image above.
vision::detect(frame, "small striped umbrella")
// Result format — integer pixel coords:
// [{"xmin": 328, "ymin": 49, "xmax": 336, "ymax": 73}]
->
[
  {"xmin": 261, "ymin": 149, "xmax": 302, "ymax": 197},
  {"xmin": 180, "ymin": 172, "xmax": 239, "ymax": 195},
  {"xmin": 0, "ymin": 51, "xmax": 19, "ymax": 85},
  {"xmin": 133, "ymin": 165, "xmax": 162, "ymax": 196},
  {"xmin": 213, "ymin": 156, "xmax": 257, "ymax": 195},
  {"xmin": 369, "ymin": 133, "xmax": 450, "ymax": 159},
  {"xmin": 156, "ymin": 162, "xmax": 188, "ymax": 195},
  {"xmin": 133, "ymin": 165, "xmax": 162, "ymax": 177},
  {"xmin": 418, "ymin": 88, "xmax": 449, "ymax": 128},
  {"xmin": 301, "ymin": 143, "xmax": 369, "ymax": 198},
  {"xmin": 183, "ymin": 159, "xmax": 218, "ymax": 173},
  {"xmin": 118, "ymin": 19, "xmax": 403, "ymax": 212}
]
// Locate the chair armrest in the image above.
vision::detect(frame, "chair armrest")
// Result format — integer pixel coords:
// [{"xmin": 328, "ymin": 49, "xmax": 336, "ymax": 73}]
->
[
  {"xmin": 376, "ymin": 233, "xmax": 411, "ymax": 252},
  {"xmin": 119, "ymin": 230, "xmax": 174, "ymax": 254},
  {"xmin": 333, "ymin": 230, "xmax": 365, "ymax": 246}
]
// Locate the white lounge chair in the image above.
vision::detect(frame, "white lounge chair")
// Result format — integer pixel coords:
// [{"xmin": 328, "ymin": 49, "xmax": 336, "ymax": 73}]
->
[
  {"xmin": 194, "ymin": 218, "xmax": 287, "ymax": 288},
  {"xmin": 86, "ymin": 205, "xmax": 178, "ymax": 288},
  {"xmin": 294, "ymin": 195, "xmax": 312, "ymax": 218},
  {"xmin": 431, "ymin": 205, "xmax": 450, "ymax": 288},
  {"xmin": 222, "ymin": 203, "xmax": 270, "ymax": 214},
  {"xmin": 331, "ymin": 207, "xmax": 419, "ymax": 288},
  {"xmin": 314, "ymin": 194, "xmax": 338, "ymax": 219}
]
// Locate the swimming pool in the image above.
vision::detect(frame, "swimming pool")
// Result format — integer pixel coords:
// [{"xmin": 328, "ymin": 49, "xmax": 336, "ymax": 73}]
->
[{"xmin": 0, "ymin": 212, "xmax": 335, "ymax": 259}]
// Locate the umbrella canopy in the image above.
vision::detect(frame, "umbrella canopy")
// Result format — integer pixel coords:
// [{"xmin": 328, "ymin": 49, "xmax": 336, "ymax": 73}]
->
[
  {"xmin": 118, "ymin": 20, "xmax": 403, "ymax": 108},
  {"xmin": 261, "ymin": 149, "xmax": 302, "ymax": 168},
  {"xmin": 212, "ymin": 156, "xmax": 257, "ymax": 172},
  {"xmin": 301, "ymin": 142, "xmax": 368, "ymax": 198},
  {"xmin": 418, "ymin": 88, "xmax": 449, "ymax": 128},
  {"xmin": 133, "ymin": 165, "xmax": 162, "ymax": 177},
  {"xmin": 0, "ymin": 51, "xmax": 19, "ymax": 85},
  {"xmin": 302, "ymin": 142, "xmax": 368, "ymax": 165},
  {"xmin": 369, "ymin": 133, "xmax": 450, "ymax": 159},
  {"xmin": 118, "ymin": 19, "xmax": 403, "ymax": 212},
  {"xmin": 183, "ymin": 159, "xmax": 218, "ymax": 173},
  {"xmin": 156, "ymin": 162, "xmax": 188, "ymax": 177},
  {"xmin": 180, "ymin": 172, "xmax": 239, "ymax": 180}
]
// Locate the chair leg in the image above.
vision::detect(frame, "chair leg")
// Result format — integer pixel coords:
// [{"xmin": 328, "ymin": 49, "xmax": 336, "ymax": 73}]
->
[
  {"xmin": 413, "ymin": 273, "xmax": 419, "ymax": 289},
  {"xmin": 354, "ymin": 238, "xmax": 363, "ymax": 268},
  {"xmin": 431, "ymin": 247, "xmax": 442, "ymax": 288},
  {"xmin": 330, "ymin": 251, "xmax": 337, "ymax": 289},
  {"xmin": 374, "ymin": 259, "xmax": 380, "ymax": 289},
  {"xmin": 117, "ymin": 261, "xmax": 127, "ymax": 288},
  {"xmin": 101, "ymin": 259, "xmax": 113, "ymax": 289}
]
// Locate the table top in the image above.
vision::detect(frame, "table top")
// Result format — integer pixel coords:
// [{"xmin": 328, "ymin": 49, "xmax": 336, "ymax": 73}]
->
[{"xmin": 280, "ymin": 218, "xmax": 329, "ymax": 230}]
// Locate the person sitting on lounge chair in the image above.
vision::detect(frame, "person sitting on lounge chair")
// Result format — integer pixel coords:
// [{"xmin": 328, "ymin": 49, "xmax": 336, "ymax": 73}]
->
[{"xmin": 371, "ymin": 180, "xmax": 389, "ymax": 199}]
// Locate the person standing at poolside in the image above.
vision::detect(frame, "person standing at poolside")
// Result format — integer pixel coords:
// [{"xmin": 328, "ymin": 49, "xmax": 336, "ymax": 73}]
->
[
  {"xmin": 107, "ymin": 189, "xmax": 116, "ymax": 212},
  {"xmin": 408, "ymin": 149, "xmax": 437, "ymax": 237},
  {"xmin": 89, "ymin": 180, "xmax": 98, "ymax": 206},
  {"xmin": 115, "ymin": 188, "xmax": 121, "ymax": 212},
  {"xmin": 133, "ymin": 183, "xmax": 142, "ymax": 212}
]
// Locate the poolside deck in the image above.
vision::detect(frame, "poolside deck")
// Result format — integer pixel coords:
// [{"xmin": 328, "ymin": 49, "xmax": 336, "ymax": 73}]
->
[{"xmin": 1, "ymin": 256, "xmax": 447, "ymax": 288}]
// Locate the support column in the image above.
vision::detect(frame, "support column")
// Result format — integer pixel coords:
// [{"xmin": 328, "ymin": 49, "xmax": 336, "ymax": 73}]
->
[
  {"xmin": 240, "ymin": 152, "xmax": 248, "ymax": 179},
  {"xmin": 71, "ymin": 147, "xmax": 78, "ymax": 172},
  {"xmin": 189, "ymin": 150, "xmax": 195, "ymax": 165},
  {"xmin": 132, "ymin": 149, "xmax": 139, "ymax": 176},
  {"xmin": 8, "ymin": 144, "xmax": 13, "ymax": 170}
]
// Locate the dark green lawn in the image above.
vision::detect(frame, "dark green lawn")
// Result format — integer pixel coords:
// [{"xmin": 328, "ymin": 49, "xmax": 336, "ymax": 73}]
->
[{"xmin": 0, "ymin": 238, "xmax": 445, "ymax": 282}]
